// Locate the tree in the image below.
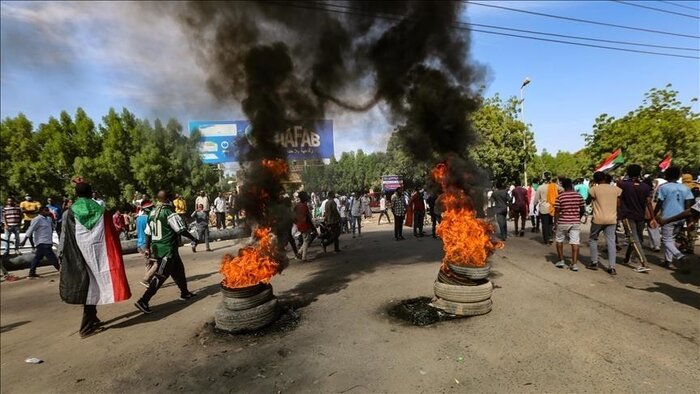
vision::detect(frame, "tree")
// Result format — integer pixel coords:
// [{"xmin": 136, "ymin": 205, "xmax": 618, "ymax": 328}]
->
[
  {"xmin": 0, "ymin": 108, "xmax": 219, "ymax": 209},
  {"xmin": 469, "ymin": 95, "xmax": 536, "ymax": 185},
  {"xmin": 584, "ymin": 85, "xmax": 700, "ymax": 174},
  {"xmin": 528, "ymin": 149, "xmax": 590, "ymax": 181}
]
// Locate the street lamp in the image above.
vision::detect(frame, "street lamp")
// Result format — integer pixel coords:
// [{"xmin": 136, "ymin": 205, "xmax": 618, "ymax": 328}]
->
[{"xmin": 520, "ymin": 77, "xmax": 531, "ymax": 186}]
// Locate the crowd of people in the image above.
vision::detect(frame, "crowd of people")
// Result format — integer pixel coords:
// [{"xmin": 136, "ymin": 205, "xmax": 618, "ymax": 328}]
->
[{"xmin": 487, "ymin": 166, "xmax": 699, "ymax": 275}]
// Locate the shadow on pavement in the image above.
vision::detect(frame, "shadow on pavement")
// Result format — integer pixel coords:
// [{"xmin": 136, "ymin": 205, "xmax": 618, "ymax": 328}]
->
[
  {"xmin": 104, "ymin": 283, "xmax": 220, "ymax": 330},
  {"xmin": 278, "ymin": 229, "xmax": 443, "ymax": 309},
  {"xmin": 1, "ymin": 320, "xmax": 30, "ymax": 333},
  {"xmin": 626, "ymin": 281, "xmax": 700, "ymax": 311}
]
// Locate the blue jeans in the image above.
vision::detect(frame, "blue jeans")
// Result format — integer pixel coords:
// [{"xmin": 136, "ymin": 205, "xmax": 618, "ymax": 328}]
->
[
  {"xmin": 29, "ymin": 244, "xmax": 60, "ymax": 275},
  {"xmin": 661, "ymin": 221, "xmax": 685, "ymax": 262},
  {"xmin": 589, "ymin": 223, "xmax": 617, "ymax": 268},
  {"xmin": 3, "ymin": 225, "xmax": 20, "ymax": 254}
]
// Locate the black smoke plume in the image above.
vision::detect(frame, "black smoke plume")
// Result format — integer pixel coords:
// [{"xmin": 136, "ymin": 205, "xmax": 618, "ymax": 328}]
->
[{"xmin": 178, "ymin": 1, "xmax": 485, "ymax": 229}]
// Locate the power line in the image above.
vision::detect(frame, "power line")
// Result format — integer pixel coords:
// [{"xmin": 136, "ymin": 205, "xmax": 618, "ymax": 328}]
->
[
  {"xmin": 272, "ymin": 2, "xmax": 699, "ymax": 59},
  {"xmin": 612, "ymin": 0, "xmax": 700, "ymax": 19},
  {"xmin": 324, "ymin": 1, "xmax": 698, "ymax": 51},
  {"xmin": 658, "ymin": 1, "xmax": 700, "ymax": 12},
  {"xmin": 467, "ymin": 1, "xmax": 700, "ymax": 39}
]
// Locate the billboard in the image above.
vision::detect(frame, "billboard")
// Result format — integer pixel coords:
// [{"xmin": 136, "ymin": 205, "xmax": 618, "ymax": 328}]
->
[
  {"xmin": 382, "ymin": 175, "xmax": 403, "ymax": 192},
  {"xmin": 189, "ymin": 120, "xmax": 334, "ymax": 164}
]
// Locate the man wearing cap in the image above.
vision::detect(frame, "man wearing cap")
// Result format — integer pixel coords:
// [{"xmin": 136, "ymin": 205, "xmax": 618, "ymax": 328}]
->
[
  {"xmin": 19, "ymin": 195, "xmax": 41, "ymax": 249},
  {"xmin": 135, "ymin": 190, "xmax": 198, "ymax": 314}
]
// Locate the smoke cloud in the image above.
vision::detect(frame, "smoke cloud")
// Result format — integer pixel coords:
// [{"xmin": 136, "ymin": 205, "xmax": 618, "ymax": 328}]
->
[{"xmin": 177, "ymin": 1, "xmax": 485, "ymax": 227}]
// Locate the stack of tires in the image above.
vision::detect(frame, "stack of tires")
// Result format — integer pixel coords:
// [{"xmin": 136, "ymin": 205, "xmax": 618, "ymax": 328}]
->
[
  {"xmin": 431, "ymin": 263, "xmax": 493, "ymax": 316},
  {"xmin": 214, "ymin": 283, "xmax": 280, "ymax": 333}
]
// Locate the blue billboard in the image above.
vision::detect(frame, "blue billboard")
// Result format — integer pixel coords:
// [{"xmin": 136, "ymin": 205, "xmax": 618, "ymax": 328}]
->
[{"xmin": 189, "ymin": 120, "xmax": 334, "ymax": 164}]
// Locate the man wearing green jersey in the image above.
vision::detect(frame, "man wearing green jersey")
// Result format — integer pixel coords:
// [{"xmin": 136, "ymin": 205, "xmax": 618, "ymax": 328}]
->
[{"xmin": 135, "ymin": 190, "xmax": 198, "ymax": 314}]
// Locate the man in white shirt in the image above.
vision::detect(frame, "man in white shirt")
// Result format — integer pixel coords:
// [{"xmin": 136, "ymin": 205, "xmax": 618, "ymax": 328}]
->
[
  {"xmin": 213, "ymin": 192, "xmax": 227, "ymax": 230},
  {"xmin": 21, "ymin": 206, "xmax": 60, "ymax": 278},
  {"xmin": 377, "ymin": 194, "xmax": 391, "ymax": 225}
]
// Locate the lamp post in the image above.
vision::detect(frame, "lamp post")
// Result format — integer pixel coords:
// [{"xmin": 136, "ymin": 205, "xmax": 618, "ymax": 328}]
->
[{"xmin": 520, "ymin": 77, "xmax": 531, "ymax": 186}]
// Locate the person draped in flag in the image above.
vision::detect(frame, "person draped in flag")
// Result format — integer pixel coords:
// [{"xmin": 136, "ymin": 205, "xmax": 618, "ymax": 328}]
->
[
  {"xmin": 59, "ymin": 180, "xmax": 131, "ymax": 338},
  {"xmin": 135, "ymin": 190, "xmax": 198, "ymax": 314}
]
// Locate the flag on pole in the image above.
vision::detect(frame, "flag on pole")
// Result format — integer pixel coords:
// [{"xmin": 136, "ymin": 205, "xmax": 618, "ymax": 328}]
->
[
  {"xmin": 594, "ymin": 148, "xmax": 624, "ymax": 173},
  {"xmin": 658, "ymin": 153, "xmax": 672, "ymax": 172}
]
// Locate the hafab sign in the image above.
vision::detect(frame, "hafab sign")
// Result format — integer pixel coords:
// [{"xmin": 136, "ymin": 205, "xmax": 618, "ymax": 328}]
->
[{"xmin": 189, "ymin": 120, "xmax": 334, "ymax": 164}]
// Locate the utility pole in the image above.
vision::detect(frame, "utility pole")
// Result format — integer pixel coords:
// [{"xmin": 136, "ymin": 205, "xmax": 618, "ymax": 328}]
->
[{"xmin": 520, "ymin": 77, "xmax": 531, "ymax": 187}]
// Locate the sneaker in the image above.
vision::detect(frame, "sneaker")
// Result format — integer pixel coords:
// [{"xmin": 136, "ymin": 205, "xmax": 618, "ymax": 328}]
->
[
  {"xmin": 634, "ymin": 266, "xmax": 651, "ymax": 273},
  {"xmin": 555, "ymin": 261, "xmax": 566, "ymax": 268},
  {"xmin": 662, "ymin": 261, "xmax": 672, "ymax": 268},
  {"xmin": 570, "ymin": 265, "xmax": 579, "ymax": 272},
  {"xmin": 607, "ymin": 267, "xmax": 617, "ymax": 276},
  {"xmin": 586, "ymin": 263, "xmax": 599, "ymax": 270},
  {"xmin": 180, "ymin": 292, "xmax": 196, "ymax": 301},
  {"xmin": 135, "ymin": 300, "xmax": 152, "ymax": 314},
  {"xmin": 139, "ymin": 280, "xmax": 150, "ymax": 288}
]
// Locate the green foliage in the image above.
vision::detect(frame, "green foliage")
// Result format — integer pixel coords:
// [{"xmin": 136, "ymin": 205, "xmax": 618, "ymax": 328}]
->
[
  {"xmin": 300, "ymin": 150, "xmax": 393, "ymax": 193},
  {"xmin": 469, "ymin": 95, "xmax": 536, "ymax": 185},
  {"xmin": 1, "ymin": 108, "xmax": 219, "ymax": 208},
  {"xmin": 528, "ymin": 149, "xmax": 591, "ymax": 181},
  {"xmin": 584, "ymin": 85, "xmax": 700, "ymax": 174}
]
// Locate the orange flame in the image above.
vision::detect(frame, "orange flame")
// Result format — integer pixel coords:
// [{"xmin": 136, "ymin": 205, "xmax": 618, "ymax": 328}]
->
[
  {"xmin": 433, "ymin": 163, "xmax": 502, "ymax": 268},
  {"xmin": 262, "ymin": 158, "xmax": 289, "ymax": 177},
  {"xmin": 220, "ymin": 227, "xmax": 280, "ymax": 288}
]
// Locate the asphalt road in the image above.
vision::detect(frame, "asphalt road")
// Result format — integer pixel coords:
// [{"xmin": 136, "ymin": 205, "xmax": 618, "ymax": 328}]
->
[{"xmin": 1, "ymin": 219, "xmax": 698, "ymax": 393}]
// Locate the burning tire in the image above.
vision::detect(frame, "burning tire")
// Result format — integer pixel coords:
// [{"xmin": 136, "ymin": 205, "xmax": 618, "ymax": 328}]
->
[
  {"xmin": 431, "ymin": 298, "xmax": 492, "ymax": 316},
  {"xmin": 433, "ymin": 280, "xmax": 492, "ymax": 303},
  {"xmin": 448, "ymin": 263, "xmax": 491, "ymax": 280},
  {"xmin": 215, "ymin": 298, "xmax": 280, "ymax": 333},
  {"xmin": 222, "ymin": 285, "xmax": 274, "ymax": 311},
  {"xmin": 221, "ymin": 283, "xmax": 267, "ymax": 298}
]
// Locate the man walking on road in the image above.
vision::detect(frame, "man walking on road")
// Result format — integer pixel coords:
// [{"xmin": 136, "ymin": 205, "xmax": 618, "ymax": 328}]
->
[
  {"xmin": 214, "ymin": 192, "xmax": 227, "ymax": 230},
  {"xmin": 321, "ymin": 191, "xmax": 341, "ymax": 253},
  {"xmin": 410, "ymin": 188, "xmax": 426, "ymax": 237},
  {"xmin": 511, "ymin": 180, "xmax": 529, "ymax": 237},
  {"xmin": 391, "ymin": 187, "xmax": 406, "ymax": 241},
  {"xmin": 427, "ymin": 192, "xmax": 441, "ymax": 238},
  {"xmin": 617, "ymin": 164, "xmax": 653, "ymax": 272},
  {"xmin": 350, "ymin": 193, "xmax": 363, "ymax": 238},
  {"xmin": 490, "ymin": 182, "xmax": 509, "ymax": 241},
  {"xmin": 377, "ymin": 194, "xmax": 391, "ymax": 225},
  {"xmin": 195, "ymin": 191, "xmax": 210, "ymax": 225},
  {"xmin": 3, "ymin": 197, "xmax": 22, "ymax": 255},
  {"xmin": 295, "ymin": 192, "xmax": 314, "ymax": 261},
  {"xmin": 654, "ymin": 166, "xmax": 694, "ymax": 268},
  {"xmin": 21, "ymin": 206, "xmax": 60, "ymax": 278},
  {"xmin": 59, "ymin": 180, "xmax": 131, "ymax": 338},
  {"xmin": 588, "ymin": 171, "xmax": 622, "ymax": 275},
  {"xmin": 135, "ymin": 190, "xmax": 199, "ymax": 314},
  {"xmin": 553, "ymin": 178, "xmax": 585, "ymax": 271},
  {"xmin": 534, "ymin": 174, "xmax": 555, "ymax": 244}
]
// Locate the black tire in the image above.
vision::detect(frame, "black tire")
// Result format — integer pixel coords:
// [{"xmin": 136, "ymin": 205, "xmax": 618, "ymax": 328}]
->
[
  {"xmin": 433, "ymin": 280, "xmax": 493, "ymax": 303},
  {"xmin": 431, "ymin": 298, "xmax": 492, "ymax": 316},
  {"xmin": 222, "ymin": 286, "xmax": 274, "ymax": 311},
  {"xmin": 448, "ymin": 263, "xmax": 491, "ymax": 280},
  {"xmin": 215, "ymin": 298, "xmax": 279, "ymax": 333},
  {"xmin": 437, "ymin": 270, "xmax": 484, "ymax": 286},
  {"xmin": 221, "ymin": 283, "xmax": 267, "ymax": 298}
]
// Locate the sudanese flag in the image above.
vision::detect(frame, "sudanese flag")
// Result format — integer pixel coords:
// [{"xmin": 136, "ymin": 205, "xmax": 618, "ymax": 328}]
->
[{"xmin": 59, "ymin": 198, "xmax": 131, "ymax": 305}]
